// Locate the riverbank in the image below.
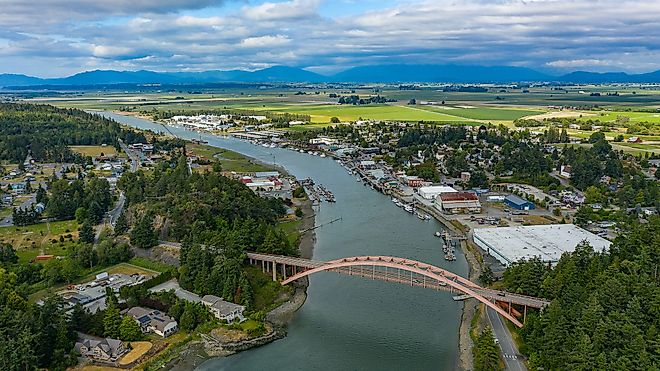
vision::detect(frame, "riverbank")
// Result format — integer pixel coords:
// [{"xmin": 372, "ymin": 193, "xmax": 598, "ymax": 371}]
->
[{"xmin": 408, "ymin": 201, "xmax": 482, "ymax": 371}]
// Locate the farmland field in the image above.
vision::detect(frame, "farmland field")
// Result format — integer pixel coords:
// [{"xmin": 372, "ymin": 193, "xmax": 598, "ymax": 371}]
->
[
  {"xmin": 250, "ymin": 104, "xmax": 478, "ymax": 123},
  {"xmin": 415, "ymin": 105, "xmax": 543, "ymax": 120}
]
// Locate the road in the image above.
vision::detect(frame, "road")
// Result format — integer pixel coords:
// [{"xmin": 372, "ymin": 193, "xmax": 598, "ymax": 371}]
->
[
  {"xmin": 94, "ymin": 139, "xmax": 138, "ymax": 243},
  {"xmin": 487, "ymin": 307, "xmax": 526, "ymax": 371}
]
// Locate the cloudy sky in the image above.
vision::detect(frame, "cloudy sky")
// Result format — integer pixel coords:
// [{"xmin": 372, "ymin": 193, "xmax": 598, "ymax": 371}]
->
[{"xmin": 2, "ymin": 0, "xmax": 660, "ymax": 77}]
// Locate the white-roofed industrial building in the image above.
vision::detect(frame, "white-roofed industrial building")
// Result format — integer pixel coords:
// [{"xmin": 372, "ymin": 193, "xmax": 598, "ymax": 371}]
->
[
  {"xmin": 473, "ymin": 224, "xmax": 611, "ymax": 266},
  {"xmin": 418, "ymin": 186, "xmax": 457, "ymax": 200}
]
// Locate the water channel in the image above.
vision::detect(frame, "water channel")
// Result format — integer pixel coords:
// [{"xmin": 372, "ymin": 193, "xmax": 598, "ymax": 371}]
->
[{"xmin": 99, "ymin": 111, "xmax": 469, "ymax": 370}]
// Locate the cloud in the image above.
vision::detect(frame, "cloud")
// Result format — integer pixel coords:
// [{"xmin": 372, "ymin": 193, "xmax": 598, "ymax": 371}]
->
[
  {"xmin": 243, "ymin": 0, "xmax": 321, "ymax": 21},
  {"xmin": 3, "ymin": 0, "xmax": 660, "ymax": 76},
  {"xmin": 241, "ymin": 35, "xmax": 291, "ymax": 48}
]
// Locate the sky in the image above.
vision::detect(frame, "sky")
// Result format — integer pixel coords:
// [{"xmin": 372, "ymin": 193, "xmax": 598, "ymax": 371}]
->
[{"xmin": 2, "ymin": 0, "xmax": 660, "ymax": 77}]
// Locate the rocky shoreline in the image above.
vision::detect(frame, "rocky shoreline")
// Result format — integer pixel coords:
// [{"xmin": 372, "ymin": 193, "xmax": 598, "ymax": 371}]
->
[{"xmin": 165, "ymin": 197, "xmax": 316, "ymax": 371}]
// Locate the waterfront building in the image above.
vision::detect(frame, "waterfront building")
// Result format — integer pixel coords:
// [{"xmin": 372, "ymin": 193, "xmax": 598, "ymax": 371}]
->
[
  {"xmin": 435, "ymin": 192, "xmax": 481, "ymax": 214},
  {"xmin": 418, "ymin": 185, "xmax": 457, "ymax": 200},
  {"xmin": 473, "ymin": 224, "xmax": 611, "ymax": 266},
  {"xmin": 201, "ymin": 295, "xmax": 246, "ymax": 322}
]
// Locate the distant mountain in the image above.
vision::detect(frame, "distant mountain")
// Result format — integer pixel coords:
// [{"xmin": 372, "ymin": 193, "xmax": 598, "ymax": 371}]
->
[
  {"xmin": 330, "ymin": 64, "xmax": 552, "ymax": 83},
  {"xmin": 0, "ymin": 73, "xmax": 44, "ymax": 86},
  {"xmin": 4, "ymin": 65, "xmax": 660, "ymax": 87}
]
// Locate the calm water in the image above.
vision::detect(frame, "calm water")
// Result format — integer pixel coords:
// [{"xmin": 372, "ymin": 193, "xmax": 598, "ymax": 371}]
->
[{"xmin": 99, "ymin": 112, "xmax": 469, "ymax": 370}]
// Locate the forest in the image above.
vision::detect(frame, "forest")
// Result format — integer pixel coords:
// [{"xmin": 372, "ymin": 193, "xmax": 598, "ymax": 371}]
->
[
  {"xmin": 0, "ymin": 103, "xmax": 146, "ymax": 163},
  {"xmin": 503, "ymin": 217, "xmax": 660, "ymax": 370},
  {"xmin": 117, "ymin": 154, "xmax": 296, "ymax": 310}
]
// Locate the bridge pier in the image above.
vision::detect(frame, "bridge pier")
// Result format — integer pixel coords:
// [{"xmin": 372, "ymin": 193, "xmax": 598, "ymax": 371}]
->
[
  {"xmin": 282, "ymin": 263, "xmax": 287, "ymax": 280},
  {"xmin": 272, "ymin": 261, "xmax": 277, "ymax": 281}
]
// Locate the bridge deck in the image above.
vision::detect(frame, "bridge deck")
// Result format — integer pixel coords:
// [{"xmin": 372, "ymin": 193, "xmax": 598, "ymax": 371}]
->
[{"xmin": 246, "ymin": 252, "xmax": 550, "ymax": 309}]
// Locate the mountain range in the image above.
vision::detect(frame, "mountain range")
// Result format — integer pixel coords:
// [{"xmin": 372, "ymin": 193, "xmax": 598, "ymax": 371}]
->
[{"xmin": 3, "ymin": 65, "xmax": 660, "ymax": 87}]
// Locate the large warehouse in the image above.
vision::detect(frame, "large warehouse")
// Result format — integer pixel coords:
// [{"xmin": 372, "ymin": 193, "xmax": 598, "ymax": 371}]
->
[
  {"xmin": 418, "ymin": 186, "xmax": 457, "ymax": 200},
  {"xmin": 473, "ymin": 224, "xmax": 611, "ymax": 266}
]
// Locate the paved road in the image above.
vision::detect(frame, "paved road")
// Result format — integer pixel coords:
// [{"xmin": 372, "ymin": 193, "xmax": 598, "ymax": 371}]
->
[{"xmin": 487, "ymin": 307, "xmax": 526, "ymax": 371}]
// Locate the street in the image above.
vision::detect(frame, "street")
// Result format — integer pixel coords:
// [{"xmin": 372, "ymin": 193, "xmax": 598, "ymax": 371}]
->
[{"xmin": 487, "ymin": 307, "xmax": 527, "ymax": 371}]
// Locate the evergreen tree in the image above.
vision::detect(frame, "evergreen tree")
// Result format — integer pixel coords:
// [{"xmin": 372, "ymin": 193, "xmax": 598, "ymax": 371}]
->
[
  {"xmin": 103, "ymin": 302, "xmax": 122, "ymax": 338},
  {"xmin": 130, "ymin": 214, "xmax": 158, "ymax": 249},
  {"xmin": 119, "ymin": 316, "xmax": 142, "ymax": 341},
  {"xmin": 114, "ymin": 211, "xmax": 129, "ymax": 236},
  {"xmin": 473, "ymin": 327, "xmax": 502, "ymax": 371},
  {"xmin": 79, "ymin": 221, "xmax": 95, "ymax": 244}
]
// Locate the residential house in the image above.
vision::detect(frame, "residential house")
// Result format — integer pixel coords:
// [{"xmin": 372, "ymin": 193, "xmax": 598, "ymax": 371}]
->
[
  {"xmin": 201, "ymin": 295, "xmax": 246, "ymax": 323},
  {"xmin": 126, "ymin": 307, "xmax": 178, "ymax": 337},
  {"xmin": 74, "ymin": 337, "xmax": 127, "ymax": 362},
  {"xmin": 560, "ymin": 165, "xmax": 572, "ymax": 179}
]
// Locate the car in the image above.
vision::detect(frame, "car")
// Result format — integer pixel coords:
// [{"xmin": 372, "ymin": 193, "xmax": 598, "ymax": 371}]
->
[{"xmin": 494, "ymin": 338, "xmax": 500, "ymax": 344}]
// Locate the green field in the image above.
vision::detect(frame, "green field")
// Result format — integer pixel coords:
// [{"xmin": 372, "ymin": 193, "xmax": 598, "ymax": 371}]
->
[
  {"xmin": 415, "ymin": 105, "xmax": 543, "ymax": 121},
  {"xmin": 255, "ymin": 104, "xmax": 477, "ymax": 123},
  {"xmin": 188, "ymin": 143, "xmax": 274, "ymax": 172},
  {"xmin": 577, "ymin": 110, "xmax": 660, "ymax": 123},
  {"xmin": 0, "ymin": 220, "xmax": 79, "ymax": 262}
]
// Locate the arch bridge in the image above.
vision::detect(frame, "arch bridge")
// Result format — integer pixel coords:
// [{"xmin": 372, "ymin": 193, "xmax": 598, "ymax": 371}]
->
[{"xmin": 247, "ymin": 253, "xmax": 550, "ymax": 328}]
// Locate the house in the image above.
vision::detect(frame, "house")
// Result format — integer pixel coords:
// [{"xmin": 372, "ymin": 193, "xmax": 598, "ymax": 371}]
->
[
  {"xmin": 74, "ymin": 337, "xmax": 127, "ymax": 362},
  {"xmin": 504, "ymin": 194, "xmax": 535, "ymax": 210},
  {"xmin": 201, "ymin": 295, "xmax": 246, "ymax": 323},
  {"xmin": 435, "ymin": 192, "xmax": 482, "ymax": 214},
  {"xmin": 560, "ymin": 165, "xmax": 572, "ymax": 179},
  {"xmin": 126, "ymin": 307, "xmax": 178, "ymax": 337},
  {"xmin": 627, "ymin": 136, "xmax": 642, "ymax": 143}
]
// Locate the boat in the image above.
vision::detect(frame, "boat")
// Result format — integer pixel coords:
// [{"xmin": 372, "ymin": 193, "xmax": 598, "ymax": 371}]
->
[
  {"xmin": 416, "ymin": 212, "xmax": 426, "ymax": 220},
  {"xmin": 404, "ymin": 204, "xmax": 414, "ymax": 213},
  {"xmin": 434, "ymin": 231, "xmax": 442, "ymax": 237},
  {"xmin": 320, "ymin": 153, "xmax": 326, "ymax": 158}
]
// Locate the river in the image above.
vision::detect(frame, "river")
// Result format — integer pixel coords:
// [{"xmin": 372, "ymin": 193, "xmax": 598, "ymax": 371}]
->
[{"xmin": 99, "ymin": 112, "xmax": 469, "ymax": 370}]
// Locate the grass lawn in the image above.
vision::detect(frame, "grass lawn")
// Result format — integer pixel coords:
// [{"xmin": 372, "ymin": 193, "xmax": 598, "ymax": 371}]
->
[
  {"xmin": 278, "ymin": 219, "xmax": 301, "ymax": 245},
  {"xmin": 0, "ymin": 220, "xmax": 79, "ymax": 261},
  {"xmin": 69, "ymin": 145, "xmax": 118, "ymax": 157},
  {"xmin": 129, "ymin": 257, "xmax": 175, "ymax": 273},
  {"xmin": 119, "ymin": 341, "xmax": 153, "ymax": 366}
]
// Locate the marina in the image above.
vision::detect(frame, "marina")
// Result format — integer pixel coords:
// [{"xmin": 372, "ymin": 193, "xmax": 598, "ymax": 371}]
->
[{"xmin": 100, "ymin": 111, "xmax": 468, "ymax": 371}]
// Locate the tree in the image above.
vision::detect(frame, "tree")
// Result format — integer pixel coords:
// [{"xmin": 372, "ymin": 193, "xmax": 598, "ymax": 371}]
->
[
  {"xmin": 130, "ymin": 214, "xmax": 158, "ymax": 249},
  {"xmin": 79, "ymin": 221, "xmax": 95, "ymax": 244},
  {"xmin": 119, "ymin": 316, "xmax": 142, "ymax": 341},
  {"xmin": 0, "ymin": 243, "xmax": 18, "ymax": 264},
  {"xmin": 114, "ymin": 211, "xmax": 129, "ymax": 236},
  {"xmin": 479, "ymin": 265, "xmax": 494, "ymax": 286},
  {"xmin": 330, "ymin": 116, "xmax": 340, "ymax": 123},
  {"xmin": 589, "ymin": 131, "xmax": 606, "ymax": 143},
  {"xmin": 179, "ymin": 306, "xmax": 197, "ymax": 331},
  {"xmin": 103, "ymin": 302, "xmax": 122, "ymax": 338},
  {"xmin": 473, "ymin": 327, "xmax": 502, "ymax": 371}
]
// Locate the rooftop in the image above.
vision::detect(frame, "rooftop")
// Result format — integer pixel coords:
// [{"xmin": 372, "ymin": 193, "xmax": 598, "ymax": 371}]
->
[{"xmin": 474, "ymin": 224, "xmax": 611, "ymax": 265}]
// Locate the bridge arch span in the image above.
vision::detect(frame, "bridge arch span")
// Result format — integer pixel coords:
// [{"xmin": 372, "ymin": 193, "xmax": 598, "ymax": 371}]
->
[{"xmin": 281, "ymin": 256, "xmax": 523, "ymax": 328}]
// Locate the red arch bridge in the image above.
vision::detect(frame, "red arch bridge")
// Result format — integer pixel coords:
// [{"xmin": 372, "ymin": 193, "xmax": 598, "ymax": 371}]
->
[{"xmin": 247, "ymin": 252, "xmax": 550, "ymax": 328}]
